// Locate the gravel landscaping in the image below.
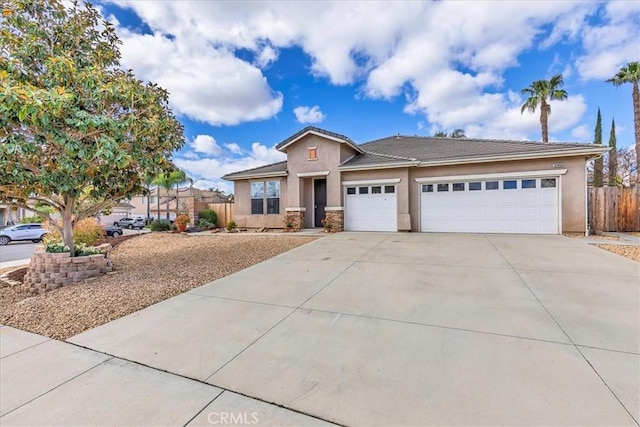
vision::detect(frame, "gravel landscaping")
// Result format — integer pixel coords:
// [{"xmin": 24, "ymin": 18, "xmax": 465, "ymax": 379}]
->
[
  {"xmin": 593, "ymin": 244, "xmax": 640, "ymax": 263},
  {"xmin": 0, "ymin": 233, "xmax": 318, "ymax": 340}
]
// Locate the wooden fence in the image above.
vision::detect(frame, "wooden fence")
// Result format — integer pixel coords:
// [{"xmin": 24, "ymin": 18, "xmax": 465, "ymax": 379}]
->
[
  {"xmin": 588, "ymin": 187, "xmax": 640, "ymax": 232},
  {"xmin": 207, "ymin": 202, "xmax": 235, "ymax": 227}
]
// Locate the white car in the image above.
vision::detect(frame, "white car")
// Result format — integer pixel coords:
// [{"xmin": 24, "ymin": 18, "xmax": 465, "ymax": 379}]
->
[{"xmin": 0, "ymin": 223, "xmax": 48, "ymax": 245}]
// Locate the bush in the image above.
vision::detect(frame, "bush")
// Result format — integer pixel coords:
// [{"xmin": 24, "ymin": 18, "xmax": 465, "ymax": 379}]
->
[
  {"xmin": 73, "ymin": 218, "xmax": 105, "ymax": 246},
  {"xmin": 199, "ymin": 209, "xmax": 217, "ymax": 227},
  {"xmin": 225, "ymin": 220, "xmax": 237, "ymax": 231},
  {"xmin": 41, "ymin": 218, "xmax": 104, "ymax": 247},
  {"xmin": 20, "ymin": 215, "xmax": 44, "ymax": 224},
  {"xmin": 149, "ymin": 219, "xmax": 172, "ymax": 231},
  {"xmin": 44, "ymin": 242, "xmax": 69, "ymax": 253},
  {"xmin": 175, "ymin": 214, "xmax": 190, "ymax": 225},
  {"xmin": 74, "ymin": 243, "xmax": 102, "ymax": 257},
  {"xmin": 198, "ymin": 219, "xmax": 215, "ymax": 230}
]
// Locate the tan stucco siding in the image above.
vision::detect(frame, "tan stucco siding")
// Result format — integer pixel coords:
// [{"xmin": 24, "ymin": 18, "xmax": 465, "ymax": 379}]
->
[
  {"xmin": 285, "ymin": 134, "xmax": 344, "ymax": 207},
  {"xmin": 408, "ymin": 156, "xmax": 587, "ymax": 233},
  {"xmin": 232, "ymin": 177, "xmax": 287, "ymax": 229}
]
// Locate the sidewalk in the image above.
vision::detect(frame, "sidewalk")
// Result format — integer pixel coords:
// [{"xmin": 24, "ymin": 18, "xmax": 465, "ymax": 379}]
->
[
  {"xmin": 0, "ymin": 259, "xmax": 30, "ymax": 269},
  {"xmin": 0, "ymin": 326, "xmax": 335, "ymax": 426}
]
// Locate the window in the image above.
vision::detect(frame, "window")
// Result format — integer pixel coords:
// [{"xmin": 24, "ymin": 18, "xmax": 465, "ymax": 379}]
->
[
  {"xmin": 251, "ymin": 181, "xmax": 280, "ymax": 214},
  {"xmin": 541, "ymin": 178, "xmax": 556, "ymax": 188},
  {"xmin": 347, "ymin": 187, "xmax": 356, "ymax": 195},
  {"xmin": 308, "ymin": 147, "xmax": 317, "ymax": 160},
  {"xmin": 422, "ymin": 184, "xmax": 433, "ymax": 193},
  {"xmin": 150, "ymin": 196, "xmax": 157, "ymax": 204},
  {"xmin": 359, "ymin": 187, "xmax": 369, "ymax": 194},
  {"xmin": 452, "ymin": 183, "xmax": 465, "ymax": 192},
  {"xmin": 522, "ymin": 179, "xmax": 536, "ymax": 189},
  {"xmin": 437, "ymin": 183, "xmax": 449, "ymax": 192},
  {"xmin": 503, "ymin": 180, "xmax": 517, "ymax": 190},
  {"xmin": 469, "ymin": 182, "xmax": 481, "ymax": 191},
  {"xmin": 372, "ymin": 186, "xmax": 382, "ymax": 194},
  {"xmin": 485, "ymin": 181, "xmax": 499, "ymax": 190},
  {"xmin": 384, "ymin": 186, "xmax": 395, "ymax": 194},
  {"xmin": 266, "ymin": 181, "xmax": 280, "ymax": 214},
  {"xmin": 251, "ymin": 182, "xmax": 264, "ymax": 214}
]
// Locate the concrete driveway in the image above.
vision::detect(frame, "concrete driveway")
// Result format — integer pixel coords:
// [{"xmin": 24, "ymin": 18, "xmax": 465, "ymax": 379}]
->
[{"xmin": 42, "ymin": 234, "xmax": 640, "ymax": 425}]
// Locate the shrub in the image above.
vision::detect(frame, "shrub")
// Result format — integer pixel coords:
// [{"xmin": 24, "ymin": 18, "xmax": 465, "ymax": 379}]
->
[
  {"xmin": 73, "ymin": 218, "xmax": 105, "ymax": 246},
  {"xmin": 225, "ymin": 220, "xmax": 237, "ymax": 231},
  {"xmin": 199, "ymin": 210, "xmax": 217, "ymax": 227},
  {"xmin": 175, "ymin": 214, "xmax": 190, "ymax": 225},
  {"xmin": 44, "ymin": 242, "xmax": 69, "ymax": 253},
  {"xmin": 20, "ymin": 215, "xmax": 44, "ymax": 224},
  {"xmin": 74, "ymin": 243, "xmax": 102, "ymax": 257},
  {"xmin": 149, "ymin": 219, "xmax": 171, "ymax": 231},
  {"xmin": 198, "ymin": 219, "xmax": 215, "ymax": 230}
]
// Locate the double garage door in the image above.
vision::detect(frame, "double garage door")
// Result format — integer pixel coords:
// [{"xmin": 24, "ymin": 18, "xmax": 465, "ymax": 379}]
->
[
  {"xmin": 344, "ymin": 174, "xmax": 561, "ymax": 234},
  {"xmin": 420, "ymin": 176, "xmax": 560, "ymax": 234}
]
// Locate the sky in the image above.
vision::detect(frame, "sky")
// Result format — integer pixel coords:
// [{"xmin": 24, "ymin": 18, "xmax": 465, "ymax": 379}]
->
[{"xmin": 95, "ymin": 0, "xmax": 640, "ymax": 194}]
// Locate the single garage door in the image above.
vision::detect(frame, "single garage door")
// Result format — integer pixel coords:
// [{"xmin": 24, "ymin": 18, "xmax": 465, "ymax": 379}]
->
[
  {"xmin": 345, "ymin": 184, "xmax": 397, "ymax": 231},
  {"xmin": 420, "ymin": 176, "xmax": 560, "ymax": 234}
]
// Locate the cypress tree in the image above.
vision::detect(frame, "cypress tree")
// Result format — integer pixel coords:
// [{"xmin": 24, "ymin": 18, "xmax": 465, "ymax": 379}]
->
[
  {"xmin": 593, "ymin": 108, "xmax": 604, "ymax": 187},
  {"xmin": 608, "ymin": 119, "xmax": 617, "ymax": 186}
]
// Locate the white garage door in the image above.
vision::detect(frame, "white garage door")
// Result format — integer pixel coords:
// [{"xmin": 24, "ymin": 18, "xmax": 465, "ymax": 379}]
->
[
  {"xmin": 420, "ymin": 177, "xmax": 560, "ymax": 234},
  {"xmin": 345, "ymin": 184, "xmax": 397, "ymax": 231}
]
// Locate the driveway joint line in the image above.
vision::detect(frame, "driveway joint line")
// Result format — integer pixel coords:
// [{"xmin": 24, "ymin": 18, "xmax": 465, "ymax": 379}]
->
[
  {"xmin": 0, "ymin": 337, "xmax": 52, "ymax": 360},
  {"xmin": 181, "ymin": 389, "xmax": 225, "ymax": 427},
  {"xmin": 0, "ymin": 356, "xmax": 112, "ymax": 418},
  {"xmin": 202, "ymin": 234, "xmax": 395, "ymax": 382},
  {"xmin": 299, "ymin": 307, "xmax": 575, "ymax": 347},
  {"xmin": 484, "ymin": 234, "xmax": 640, "ymax": 426},
  {"xmin": 575, "ymin": 344, "xmax": 640, "ymax": 356},
  {"xmin": 186, "ymin": 293, "xmax": 298, "ymax": 309},
  {"xmin": 63, "ymin": 341, "xmax": 345, "ymax": 427}
]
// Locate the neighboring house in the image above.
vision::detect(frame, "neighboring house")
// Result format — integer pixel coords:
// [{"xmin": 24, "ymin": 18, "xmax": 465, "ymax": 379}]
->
[
  {"xmin": 0, "ymin": 204, "xmax": 27, "ymax": 226},
  {"xmin": 99, "ymin": 202, "xmax": 135, "ymax": 226},
  {"xmin": 129, "ymin": 187, "xmax": 232, "ymax": 223},
  {"xmin": 223, "ymin": 126, "xmax": 609, "ymax": 234}
]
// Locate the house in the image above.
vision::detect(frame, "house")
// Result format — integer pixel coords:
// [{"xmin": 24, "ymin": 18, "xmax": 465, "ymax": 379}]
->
[
  {"xmin": 128, "ymin": 187, "xmax": 232, "ymax": 223},
  {"xmin": 0, "ymin": 204, "xmax": 27, "ymax": 226},
  {"xmin": 223, "ymin": 127, "xmax": 609, "ymax": 234}
]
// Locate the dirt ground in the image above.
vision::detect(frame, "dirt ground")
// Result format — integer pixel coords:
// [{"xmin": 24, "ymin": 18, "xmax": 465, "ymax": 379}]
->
[{"xmin": 0, "ymin": 233, "xmax": 317, "ymax": 340}]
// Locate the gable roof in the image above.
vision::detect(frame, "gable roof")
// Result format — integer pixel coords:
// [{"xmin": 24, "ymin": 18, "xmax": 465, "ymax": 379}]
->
[
  {"xmin": 275, "ymin": 126, "xmax": 363, "ymax": 154},
  {"xmin": 341, "ymin": 135, "xmax": 608, "ymax": 170},
  {"xmin": 223, "ymin": 130, "xmax": 610, "ymax": 180},
  {"xmin": 222, "ymin": 161, "xmax": 288, "ymax": 181}
]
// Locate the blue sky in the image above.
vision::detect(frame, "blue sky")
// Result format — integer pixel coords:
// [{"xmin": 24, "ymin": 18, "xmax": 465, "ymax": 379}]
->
[{"xmin": 97, "ymin": 1, "xmax": 639, "ymax": 193}]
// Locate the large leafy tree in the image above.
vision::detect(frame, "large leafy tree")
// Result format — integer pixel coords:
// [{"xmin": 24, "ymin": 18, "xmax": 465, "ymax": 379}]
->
[
  {"xmin": 520, "ymin": 74, "xmax": 568, "ymax": 143},
  {"xmin": 608, "ymin": 119, "xmax": 617, "ymax": 186},
  {"xmin": 433, "ymin": 129, "xmax": 466, "ymax": 138},
  {"xmin": 0, "ymin": 0, "xmax": 185, "ymax": 255},
  {"xmin": 607, "ymin": 62, "xmax": 640, "ymax": 170},
  {"xmin": 593, "ymin": 108, "xmax": 603, "ymax": 187}
]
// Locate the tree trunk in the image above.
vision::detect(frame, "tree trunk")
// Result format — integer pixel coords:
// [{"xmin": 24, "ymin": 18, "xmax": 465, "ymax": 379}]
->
[
  {"xmin": 146, "ymin": 184, "xmax": 151, "ymax": 221},
  {"xmin": 62, "ymin": 195, "xmax": 75, "ymax": 256},
  {"xmin": 175, "ymin": 183, "xmax": 179, "ymax": 215},
  {"xmin": 540, "ymin": 101, "xmax": 549, "ymax": 143},
  {"xmin": 633, "ymin": 82, "xmax": 640, "ymax": 172},
  {"xmin": 156, "ymin": 187, "xmax": 160, "ymax": 220}
]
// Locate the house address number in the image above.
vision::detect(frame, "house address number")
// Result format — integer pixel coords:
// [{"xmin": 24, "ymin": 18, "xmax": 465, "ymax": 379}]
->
[{"xmin": 552, "ymin": 162, "xmax": 565, "ymax": 168}]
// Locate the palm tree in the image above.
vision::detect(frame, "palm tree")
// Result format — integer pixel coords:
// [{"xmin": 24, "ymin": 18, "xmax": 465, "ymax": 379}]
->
[
  {"xmin": 152, "ymin": 170, "xmax": 187, "ymax": 220},
  {"xmin": 520, "ymin": 74, "xmax": 568, "ymax": 143},
  {"xmin": 433, "ymin": 129, "xmax": 466, "ymax": 138},
  {"xmin": 607, "ymin": 62, "xmax": 640, "ymax": 169},
  {"xmin": 142, "ymin": 173, "xmax": 155, "ymax": 222}
]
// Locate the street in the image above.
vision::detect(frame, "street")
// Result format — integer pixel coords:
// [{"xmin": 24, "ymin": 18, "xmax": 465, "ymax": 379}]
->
[{"xmin": 0, "ymin": 228, "xmax": 148, "ymax": 264}]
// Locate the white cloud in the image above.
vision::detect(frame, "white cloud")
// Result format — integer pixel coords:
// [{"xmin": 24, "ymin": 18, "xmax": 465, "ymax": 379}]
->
[
  {"xmin": 224, "ymin": 143, "xmax": 244, "ymax": 155},
  {"xmin": 571, "ymin": 124, "xmax": 592, "ymax": 142},
  {"xmin": 293, "ymin": 105, "xmax": 325, "ymax": 124},
  {"xmin": 174, "ymin": 142, "xmax": 286, "ymax": 195},
  {"xmin": 106, "ymin": 0, "xmax": 621, "ymax": 138},
  {"xmin": 191, "ymin": 135, "xmax": 223, "ymax": 156}
]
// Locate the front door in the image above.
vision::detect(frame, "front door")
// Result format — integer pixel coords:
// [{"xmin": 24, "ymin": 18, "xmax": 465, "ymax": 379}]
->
[{"xmin": 314, "ymin": 179, "xmax": 327, "ymax": 227}]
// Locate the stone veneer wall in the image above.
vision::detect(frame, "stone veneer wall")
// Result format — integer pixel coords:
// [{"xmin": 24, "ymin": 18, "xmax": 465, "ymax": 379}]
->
[
  {"xmin": 23, "ymin": 246, "xmax": 112, "ymax": 294},
  {"xmin": 285, "ymin": 211, "xmax": 305, "ymax": 231},
  {"xmin": 325, "ymin": 210, "xmax": 344, "ymax": 232}
]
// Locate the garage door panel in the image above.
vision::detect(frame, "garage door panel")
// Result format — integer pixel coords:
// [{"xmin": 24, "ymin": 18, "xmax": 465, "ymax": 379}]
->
[
  {"xmin": 345, "ymin": 187, "xmax": 397, "ymax": 232},
  {"xmin": 421, "ymin": 177, "xmax": 559, "ymax": 234}
]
